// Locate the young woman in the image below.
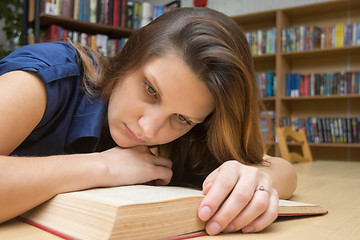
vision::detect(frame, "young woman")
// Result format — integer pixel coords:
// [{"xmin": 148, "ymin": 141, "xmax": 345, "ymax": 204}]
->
[{"xmin": 0, "ymin": 7, "xmax": 296, "ymax": 235}]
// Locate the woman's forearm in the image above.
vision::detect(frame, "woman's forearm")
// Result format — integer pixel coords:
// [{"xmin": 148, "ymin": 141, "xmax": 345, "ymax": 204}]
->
[
  {"xmin": 256, "ymin": 155, "xmax": 297, "ymax": 199},
  {"xmin": 0, "ymin": 146, "xmax": 173, "ymax": 224},
  {"xmin": 0, "ymin": 153, "xmax": 106, "ymax": 223}
]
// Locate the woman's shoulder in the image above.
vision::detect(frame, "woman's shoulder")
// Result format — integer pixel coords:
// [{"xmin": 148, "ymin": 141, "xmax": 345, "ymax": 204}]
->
[
  {"xmin": 0, "ymin": 42, "xmax": 81, "ymax": 84},
  {"xmin": 1, "ymin": 42, "xmax": 75, "ymax": 69},
  {"xmin": 6, "ymin": 42, "xmax": 75, "ymax": 57}
]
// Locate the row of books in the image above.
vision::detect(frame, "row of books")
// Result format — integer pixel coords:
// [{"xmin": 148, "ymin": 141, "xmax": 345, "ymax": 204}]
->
[
  {"xmin": 42, "ymin": 0, "xmax": 178, "ymax": 29},
  {"xmin": 246, "ymin": 28, "xmax": 276, "ymax": 56},
  {"xmin": 260, "ymin": 111, "xmax": 275, "ymax": 142},
  {"xmin": 282, "ymin": 23, "xmax": 360, "ymax": 52},
  {"xmin": 45, "ymin": 25, "xmax": 127, "ymax": 56},
  {"xmin": 286, "ymin": 71, "xmax": 360, "ymax": 97},
  {"xmin": 280, "ymin": 116, "xmax": 360, "ymax": 144},
  {"xmin": 256, "ymin": 71, "xmax": 276, "ymax": 98}
]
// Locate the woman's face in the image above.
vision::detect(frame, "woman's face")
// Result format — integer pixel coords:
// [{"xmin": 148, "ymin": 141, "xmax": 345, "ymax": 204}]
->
[{"xmin": 107, "ymin": 54, "xmax": 214, "ymax": 148}]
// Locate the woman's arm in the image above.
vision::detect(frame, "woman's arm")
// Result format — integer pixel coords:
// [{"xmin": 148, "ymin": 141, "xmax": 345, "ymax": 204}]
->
[
  {"xmin": 258, "ymin": 155, "xmax": 297, "ymax": 199},
  {"xmin": 197, "ymin": 156, "xmax": 297, "ymax": 235},
  {"xmin": 0, "ymin": 71, "xmax": 47, "ymax": 155},
  {"xmin": 0, "ymin": 71, "xmax": 172, "ymax": 223}
]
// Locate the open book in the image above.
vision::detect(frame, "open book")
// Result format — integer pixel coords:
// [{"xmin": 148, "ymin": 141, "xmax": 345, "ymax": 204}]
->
[{"xmin": 19, "ymin": 185, "xmax": 327, "ymax": 240}]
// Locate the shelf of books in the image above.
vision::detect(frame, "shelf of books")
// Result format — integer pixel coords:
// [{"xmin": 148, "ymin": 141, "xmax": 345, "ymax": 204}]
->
[
  {"xmin": 26, "ymin": 0, "xmax": 180, "ymax": 56},
  {"xmin": 233, "ymin": 9, "xmax": 278, "ymax": 155},
  {"xmin": 233, "ymin": 0, "xmax": 360, "ymax": 161}
]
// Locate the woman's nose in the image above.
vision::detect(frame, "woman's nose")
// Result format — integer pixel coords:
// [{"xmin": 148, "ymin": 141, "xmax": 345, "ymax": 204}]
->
[{"xmin": 138, "ymin": 109, "xmax": 167, "ymax": 139}]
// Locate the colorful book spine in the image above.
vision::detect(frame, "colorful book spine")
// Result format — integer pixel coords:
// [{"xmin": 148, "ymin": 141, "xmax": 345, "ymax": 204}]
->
[
  {"xmin": 260, "ymin": 111, "xmax": 275, "ymax": 142},
  {"xmin": 280, "ymin": 116, "xmax": 360, "ymax": 143},
  {"xmin": 246, "ymin": 27, "xmax": 276, "ymax": 56},
  {"xmin": 41, "ymin": 0, "xmax": 178, "ymax": 29},
  {"xmin": 44, "ymin": 24, "xmax": 128, "ymax": 56},
  {"xmin": 256, "ymin": 72, "xmax": 276, "ymax": 98},
  {"xmin": 285, "ymin": 71, "xmax": 360, "ymax": 97},
  {"xmin": 282, "ymin": 22, "xmax": 360, "ymax": 52}
]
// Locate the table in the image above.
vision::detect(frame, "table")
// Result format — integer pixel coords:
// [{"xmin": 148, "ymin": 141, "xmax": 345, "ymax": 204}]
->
[{"xmin": 1, "ymin": 161, "xmax": 360, "ymax": 240}]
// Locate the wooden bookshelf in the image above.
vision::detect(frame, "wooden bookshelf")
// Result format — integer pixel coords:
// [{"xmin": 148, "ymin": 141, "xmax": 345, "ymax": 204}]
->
[
  {"xmin": 24, "ymin": 0, "xmax": 135, "ymax": 44},
  {"xmin": 24, "ymin": 0, "xmax": 181, "ymax": 44},
  {"xmin": 233, "ymin": 0, "xmax": 360, "ymax": 161},
  {"xmin": 39, "ymin": 14, "xmax": 134, "ymax": 39}
]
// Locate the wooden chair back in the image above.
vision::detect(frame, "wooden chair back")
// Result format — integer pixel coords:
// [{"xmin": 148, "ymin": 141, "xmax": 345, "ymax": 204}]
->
[{"xmin": 276, "ymin": 126, "xmax": 313, "ymax": 163}]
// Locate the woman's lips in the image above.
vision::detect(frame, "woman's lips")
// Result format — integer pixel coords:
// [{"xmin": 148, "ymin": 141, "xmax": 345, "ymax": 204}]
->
[{"xmin": 124, "ymin": 124, "xmax": 145, "ymax": 143}]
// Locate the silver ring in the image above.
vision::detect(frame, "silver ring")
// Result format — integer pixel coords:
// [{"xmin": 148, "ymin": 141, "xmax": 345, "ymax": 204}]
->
[{"xmin": 256, "ymin": 185, "xmax": 270, "ymax": 193}]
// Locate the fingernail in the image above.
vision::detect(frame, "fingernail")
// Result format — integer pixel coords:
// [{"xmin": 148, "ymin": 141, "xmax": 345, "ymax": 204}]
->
[
  {"xmin": 242, "ymin": 226, "xmax": 255, "ymax": 233},
  {"xmin": 208, "ymin": 221, "xmax": 221, "ymax": 235},
  {"xmin": 199, "ymin": 206, "xmax": 212, "ymax": 220}
]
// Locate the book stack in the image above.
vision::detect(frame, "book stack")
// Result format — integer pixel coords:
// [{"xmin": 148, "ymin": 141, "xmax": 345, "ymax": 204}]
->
[
  {"xmin": 285, "ymin": 71, "xmax": 360, "ymax": 97},
  {"xmin": 280, "ymin": 116, "xmax": 360, "ymax": 144},
  {"xmin": 45, "ymin": 24, "xmax": 128, "ymax": 56},
  {"xmin": 246, "ymin": 27, "xmax": 276, "ymax": 55},
  {"xmin": 282, "ymin": 22, "xmax": 360, "ymax": 52},
  {"xmin": 41, "ymin": 0, "xmax": 180, "ymax": 30}
]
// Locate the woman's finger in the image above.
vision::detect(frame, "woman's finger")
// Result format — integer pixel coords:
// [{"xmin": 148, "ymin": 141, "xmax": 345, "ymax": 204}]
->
[
  {"xmin": 201, "ymin": 167, "xmax": 219, "ymax": 194},
  {"xmin": 198, "ymin": 166, "xmax": 239, "ymax": 223},
  {"xmin": 204, "ymin": 176, "xmax": 258, "ymax": 234},
  {"xmin": 241, "ymin": 189, "xmax": 279, "ymax": 233},
  {"xmin": 222, "ymin": 186, "xmax": 271, "ymax": 232}
]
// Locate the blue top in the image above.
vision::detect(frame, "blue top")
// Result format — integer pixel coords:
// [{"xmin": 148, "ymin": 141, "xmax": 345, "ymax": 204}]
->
[{"xmin": 0, "ymin": 42, "xmax": 107, "ymax": 156}]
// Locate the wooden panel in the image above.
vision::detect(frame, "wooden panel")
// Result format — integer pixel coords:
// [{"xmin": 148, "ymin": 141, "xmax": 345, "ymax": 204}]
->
[
  {"xmin": 281, "ymin": 0, "xmax": 360, "ymax": 21},
  {"xmin": 253, "ymin": 54, "xmax": 276, "ymax": 73},
  {"xmin": 287, "ymin": 144, "xmax": 360, "ymax": 161},
  {"xmin": 262, "ymin": 98, "xmax": 276, "ymax": 111},
  {"xmin": 281, "ymin": 97, "xmax": 360, "ymax": 117},
  {"xmin": 39, "ymin": 14, "xmax": 133, "ymax": 39},
  {"xmin": 311, "ymin": 145, "xmax": 360, "ymax": 161},
  {"xmin": 232, "ymin": 10, "xmax": 276, "ymax": 32}
]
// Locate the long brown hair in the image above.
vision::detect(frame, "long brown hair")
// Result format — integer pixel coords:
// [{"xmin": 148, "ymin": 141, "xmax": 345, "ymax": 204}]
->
[{"xmin": 79, "ymin": 7, "xmax": 264, "ymax": 187}]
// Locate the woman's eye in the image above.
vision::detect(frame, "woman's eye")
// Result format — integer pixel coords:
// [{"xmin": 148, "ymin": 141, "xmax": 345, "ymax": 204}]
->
[
  {"xmin": 145, "ymin": 82, "xmax": 158, "ymax": 98},
  {"xmin": 176, "ymin": 114, "xmax": 191, "ymax": 126}
]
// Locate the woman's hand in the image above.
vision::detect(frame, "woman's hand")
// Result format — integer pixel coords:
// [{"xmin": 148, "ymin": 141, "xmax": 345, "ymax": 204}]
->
[
  {"xmin": 97, "ymin": 146, "xmax": 173, "ymax": 187},
  {"xmin": 198, "ymin": 160, "xmax": 279, "ymax": 235}
]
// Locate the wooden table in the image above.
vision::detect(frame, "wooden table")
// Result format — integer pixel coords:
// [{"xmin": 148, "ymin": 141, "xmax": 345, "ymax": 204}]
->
[{"xmin": 1, "ymin": 160, "xmax": 360, "ymax": 240}]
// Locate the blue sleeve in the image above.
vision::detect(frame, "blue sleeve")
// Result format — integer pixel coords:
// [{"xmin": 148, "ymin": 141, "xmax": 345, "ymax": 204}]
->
[
  {"xmin": 0, "ymin": 42, "xmax": 82, "ymax": 129},
  {"xmin": 0, "ymin": 42, "xmax": 92, "ymax": 155}
]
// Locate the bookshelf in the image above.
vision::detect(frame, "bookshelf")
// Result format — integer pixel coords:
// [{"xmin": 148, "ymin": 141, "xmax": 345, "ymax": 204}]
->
[
  {"xmin": 39, "ymin": 14, "xmax": 133, "ymax": 39},
  {"xmin": 24, "ymin": 0, "xmax": 180, "ymax": 44},
  {"xmin": 23, "ymin": 0, "xmax": 135, "ymax": 45},
  {"xmin": 233, "ymin": 0, "xmax": 360, "ymax": 161}
]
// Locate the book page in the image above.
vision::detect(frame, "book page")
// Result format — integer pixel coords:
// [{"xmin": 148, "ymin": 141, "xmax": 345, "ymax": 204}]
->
[
  {"xmin": 62, "ymin": 185, "xmax": 204, "ymax": 206},
  {"xmin": 279, "ymin": 199, "xmax": 318, "ymax": 207}
]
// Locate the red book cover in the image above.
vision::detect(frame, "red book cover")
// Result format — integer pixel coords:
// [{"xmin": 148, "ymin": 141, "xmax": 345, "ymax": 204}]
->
[
  {"xmin": 45, "ymin": 25, "xmax": 60, "ymax": 42},
  {"xmin": 17, "ymin": 217, "xmax": 208, "ymax": 240},
  {"xmin": 113, "ymin": 0, "xmax": 119, "ymax": 27},
  {"xmin": 304, "ymin": 73, "xmax": 310, "ymax": 96}
]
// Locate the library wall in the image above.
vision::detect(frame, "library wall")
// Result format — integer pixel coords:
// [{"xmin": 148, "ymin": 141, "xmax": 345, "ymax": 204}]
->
[
  {"xmin": 141, "ymin": 0, "xmax": 335, "ymax": 16},
  {"xmin": 0, "ymin": 0, "xmax": 337, "ymax": 50}
]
